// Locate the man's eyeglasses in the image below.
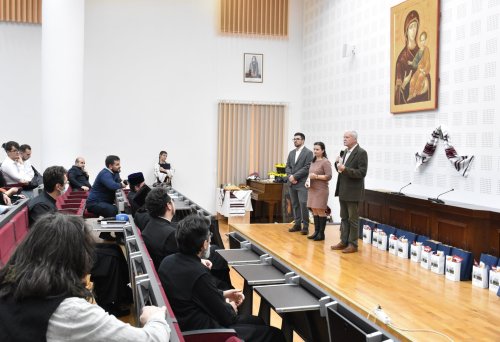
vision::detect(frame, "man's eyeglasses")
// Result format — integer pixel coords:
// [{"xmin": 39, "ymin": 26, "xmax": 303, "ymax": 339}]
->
[
  {"xmin": 8, "ymin": 149, "xmax": 19, "ymax": 153},
  {"xmin": 292, "ymin": 138, "xmax": 302, "ymax": 141}
]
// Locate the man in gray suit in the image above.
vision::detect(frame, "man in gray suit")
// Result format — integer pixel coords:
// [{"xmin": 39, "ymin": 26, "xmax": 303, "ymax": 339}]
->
[
  {"xmin": 331, "ymin": 131, "xmax": 368, "ymax": 253},
  {"xmin": 285, "ymin": 132, "xmax": 314, "ymax": 235}
]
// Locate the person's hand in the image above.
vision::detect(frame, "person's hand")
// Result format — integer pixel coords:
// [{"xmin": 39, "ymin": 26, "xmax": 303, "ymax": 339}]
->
[
  {"xmin": 2, "ymin": 193, "xmax": 11, "ymax": 205},
  {"xmin": 139, "ymin": 306, "xmax": 166, "ymax": 325},
  {"xmin": 402, "ymin": 70, "xmax": 413, "ymax": 88},
  {"xmin": 337, "ymin": 163, "xmax": 345, "ymax": 173},
  {"xmin": 201, "ymin": 258, "xmax": 212, "ymax": 269},
  {"xmin": 305, "ymin": 178, "xmax": 310, "ymax": 189},
  {"xmin": 227, "ymin": 299, "xmax": 238, "ymax": 313},
  {"xmin": 288, "ymin": 175, "xmax": 296, "ymax": 183},
  {"xmin": 81, "ymin": 186, "xmax": 90, "ymax": 191},
  {"xmin": 224, "ymin": 289, "xmax": 245, "ymax": 306},
  {"xmin": 309, "ymin": 172, "xmax": 318, "ymax": 179},
  {"xmin": 6, "ymin": 187, "xmax": 19, "ymax": 195}
]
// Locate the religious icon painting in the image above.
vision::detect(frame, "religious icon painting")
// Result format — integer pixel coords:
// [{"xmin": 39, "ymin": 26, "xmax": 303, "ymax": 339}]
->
[{"xmin": 390, "ymin": 0, "xmax": 440, "ymax": 113}]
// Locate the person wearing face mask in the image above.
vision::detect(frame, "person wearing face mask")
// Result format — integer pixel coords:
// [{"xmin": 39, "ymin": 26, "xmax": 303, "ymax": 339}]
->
[
  {"xmin": 158, "ymin": 215, "xmax": 285, "ymax": 342},
  {"xmin": 28, "ymin": 166, "xmax": 68, "ymax": 225}
]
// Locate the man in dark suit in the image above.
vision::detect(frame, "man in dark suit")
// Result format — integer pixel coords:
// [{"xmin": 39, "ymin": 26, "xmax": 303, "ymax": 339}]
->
[
  {"xmin": 285, "ymin": 132, "xmax": 314, "ymax": 235},
  {"xmin": 142, "ymin": 187, "xmax": 178, "ymax": 270},
  {"xmin": 28, "ymin": 166, "xmax": 67, "ymax": 225},
  {"xmin": 331, "ymin": 131, "xmax": 368, "ymax": 253},
  {"xmin": 67, "ymin": 157, "xmax": 91, "ymax": 191}
]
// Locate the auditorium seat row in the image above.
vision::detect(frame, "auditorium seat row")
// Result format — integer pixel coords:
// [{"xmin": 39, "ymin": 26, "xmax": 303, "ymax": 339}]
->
[
  {"xmin": 119, "ymin": 216, "xmax": 241, "ymax": 342},
  {"xmin": 222, "ymin": 232, "xmax": 397, "ymax": 342},
  {"xmin": 164, "ymin": 186, "xmax": 225, "ymax": 249},
  {"xmin": 0, "ymin": 199, "xmax": 30, "ymax": 266}
]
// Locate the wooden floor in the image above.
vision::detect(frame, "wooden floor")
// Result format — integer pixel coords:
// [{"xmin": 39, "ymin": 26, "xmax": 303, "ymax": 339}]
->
[{"xmin": 222, "ymin": 222, "xmax": 500, "ymax": 342}]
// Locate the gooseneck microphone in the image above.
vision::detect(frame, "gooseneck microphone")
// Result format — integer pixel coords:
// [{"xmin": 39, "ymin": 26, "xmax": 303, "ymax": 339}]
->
[
  {"xmin": 391, "ymin": 182, "xmax": 412, "ymax": 196},
  {"xmin": 428, "ymin": 188, "xmax": 454, "ymax": 204}
]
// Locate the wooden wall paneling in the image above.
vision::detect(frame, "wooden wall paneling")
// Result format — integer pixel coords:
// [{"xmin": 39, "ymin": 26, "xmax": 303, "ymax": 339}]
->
[
  {"xmin": 409, "ymin": 210, "xmax": 431, "ymax": 237},
  {"xmin": 435, "ymin": 218, "xmax": 467, "ymax": 249},
  {"xmin": 361, "ymin": 189, "xmax": 500, "ymax": 260},
  {"xmin": 387, "ymin": 206, "xmax": 407, "ymax": 229},
  {"xmin": 366, "ymin": 201, "xmax": 383, "ymax": 223}
]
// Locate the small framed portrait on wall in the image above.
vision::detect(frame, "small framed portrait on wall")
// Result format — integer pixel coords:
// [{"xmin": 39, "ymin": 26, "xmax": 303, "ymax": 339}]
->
[{"xmin": 244, "ymin": 53, "xmax": 263, "ymax": 83}]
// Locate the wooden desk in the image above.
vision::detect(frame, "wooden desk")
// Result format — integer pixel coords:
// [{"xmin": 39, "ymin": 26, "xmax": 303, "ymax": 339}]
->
[
  {"xmin": 246, "ymin": 180, "xmax": 283, "ymax": 223},
  {"xmin": 360, "ymin": 189, "xmax": 500, "ymax": 260}
]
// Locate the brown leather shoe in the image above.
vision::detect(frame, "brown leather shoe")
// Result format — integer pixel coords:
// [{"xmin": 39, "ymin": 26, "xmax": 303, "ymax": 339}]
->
[
  {"xmin": 288, "ymin": 226, "xmax": 301, "ymax": 232},
  {"xmin": 330, "ymin": 242, "xmax": 347, "ymax": 250},
  {"xmin": 300, "ymin": 229, "xmax": 309, "ymax": 235},
  {"xmin": 342, "ymin": 245, "xmax": 358, "ymax": 253}
]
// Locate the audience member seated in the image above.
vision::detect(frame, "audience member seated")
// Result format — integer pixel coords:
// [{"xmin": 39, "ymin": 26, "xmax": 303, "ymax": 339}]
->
[
  {"xmin": 0, "ymin": 213, "xmax": 170, "ymax": 342},
  {"xmin": 127, "ymin": 172, "xmax": 151, "ymax": 215},
  {"xmin": 143, "ymin": 188, "xmax": 232, "ymax": 289},
  {"xmin": 126, "ymin": 172, "xmax": 151, "ymax": 230},
  {"xmin": 28, "ymin": 166, "xmax": 67, "ymax": 225},
  {"xmin": 142, "ymin": 188, "xmax": 179, "ymax": 269},
  {"xmin": 1, "ymin": 141, "xmax": 32, "ymax": 187},
  {"xmin": 86, "ymin": 155, "xmax": 126, "ymax": 241},
  {"xmin": 19, "ymin": 144, "xmax": 43, "ymax": 193},
  {"xmin": 68, "ymin": 157, "xmax": 92, "ymax": 191},
  {"xmin": 0, "ymin": 171, "xmax": 22, "ymax": 205},
  {"xmin": 19, "ymin": 144, "xmax": 35, "ymax": 181},
  {"xmin": 159, "ymin": 215, "xmax": 284, "ymax": 342},
  {"xmin": 154, "ymin": 150, "xmax": 174, "ymax": 186}
]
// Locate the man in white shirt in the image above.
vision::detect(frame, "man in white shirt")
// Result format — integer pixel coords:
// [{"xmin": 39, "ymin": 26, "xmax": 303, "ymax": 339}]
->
[{"xmin": 20, "ymin": 144, "xmax": 35, "ymax": 180}]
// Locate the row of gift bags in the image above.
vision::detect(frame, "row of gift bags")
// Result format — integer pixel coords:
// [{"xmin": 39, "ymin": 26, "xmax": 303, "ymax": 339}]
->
[
  {"xmin": 360, "ymin": 219, "xmax": 473, "ymax": 282},
  {"xmin": 471, "ymin": 254, "xmax": 500, "ymax": 293},
  {"xmin": 360, "ymin": 218, "xmax": 500, "ymax": 295}
]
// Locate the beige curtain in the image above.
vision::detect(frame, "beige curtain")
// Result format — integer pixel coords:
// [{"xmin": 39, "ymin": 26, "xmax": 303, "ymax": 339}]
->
[
  {"xmin": 0, "ymin": 0, "xmax": 42, "ymax": 24},
  {"xmin": 217, "ymin": 102, "xmax": 286, "ymax": 186},
  {"xmin": 220, "ymin": 0, "xmax": 288, "ymax": 37}
]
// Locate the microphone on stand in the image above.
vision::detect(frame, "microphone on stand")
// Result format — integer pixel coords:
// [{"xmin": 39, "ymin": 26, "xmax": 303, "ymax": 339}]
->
[
  {"xmin": 391, "ymin": 182, "xmax": 412, "ymax": 196},
  {"xmin": 428, "ymin": 188, "xmax": 454, "ymax": 204}
]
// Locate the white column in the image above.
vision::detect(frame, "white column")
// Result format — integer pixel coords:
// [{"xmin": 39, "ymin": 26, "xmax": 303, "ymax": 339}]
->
[{"xmin": 41, "ymin": 0, "xmax": 84, "ymax": 169}]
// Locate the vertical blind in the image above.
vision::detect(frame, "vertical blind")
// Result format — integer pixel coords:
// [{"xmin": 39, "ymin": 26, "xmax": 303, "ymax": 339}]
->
[
  {"xmin": 0, "ymin": 0, "xmax": 42, "ymax": 24},
  {"xmin": 217, "ymin": 101, "xmax": 286, "ymax": 186},
  {"xmin": 220, "ymin": 0, "xmax": 288, "ymax": 37}
]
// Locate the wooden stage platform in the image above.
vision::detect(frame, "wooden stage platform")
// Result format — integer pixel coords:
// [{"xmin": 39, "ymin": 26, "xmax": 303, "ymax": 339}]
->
[{"xmin": 228, "ymin": 223, "xmax": 500, "ymax": 341}]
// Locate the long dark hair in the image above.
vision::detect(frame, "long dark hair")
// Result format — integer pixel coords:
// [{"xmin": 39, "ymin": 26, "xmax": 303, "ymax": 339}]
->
[
  {"xmin": 0, "ymin": 214, "xmax": 95, "ymax": 301},
  {"xmin": 312, "ymin": 142, "xmax": 327, "ymax": 162}
]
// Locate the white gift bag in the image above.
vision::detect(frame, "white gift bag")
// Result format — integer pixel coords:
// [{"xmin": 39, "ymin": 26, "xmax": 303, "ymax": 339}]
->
[
  {"xmin": 489, "ymin": 268, "xmax": 500, "ymax": 293},
  {"xmin": 431, "ymin": 252, "xmax": 445, "ymax": 275},
  {"xmin": 420, "ymin": 248, "xmax": 432, "ymax": 269},
  {"xmin": 445, "ymin": 256, "xmax": 461, "ymax": 281},
  {"xmin": 378, "ymin": 232, "xmax": 388, "ymax": 251},
  {"xmin": 372, "ymin": 229, "xmax": 379, "ymax": 247},
  {"xmin": 362, "ymin": 225, "xmax": 372, "ymax": 244},
  {"xmin": 388, "ymin": 234, "xmax": 398, "ymax": 255},
  {"xmin": 472, "ymin": 265, "xmax": 488, "ymax": 288},
  {"xmin": 397, "ymin": 238, "xmax": 409, "ymax": 259},
  {"xmin": 410, "ymin": 243, "xmax": 422, "ymax": 263}
]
